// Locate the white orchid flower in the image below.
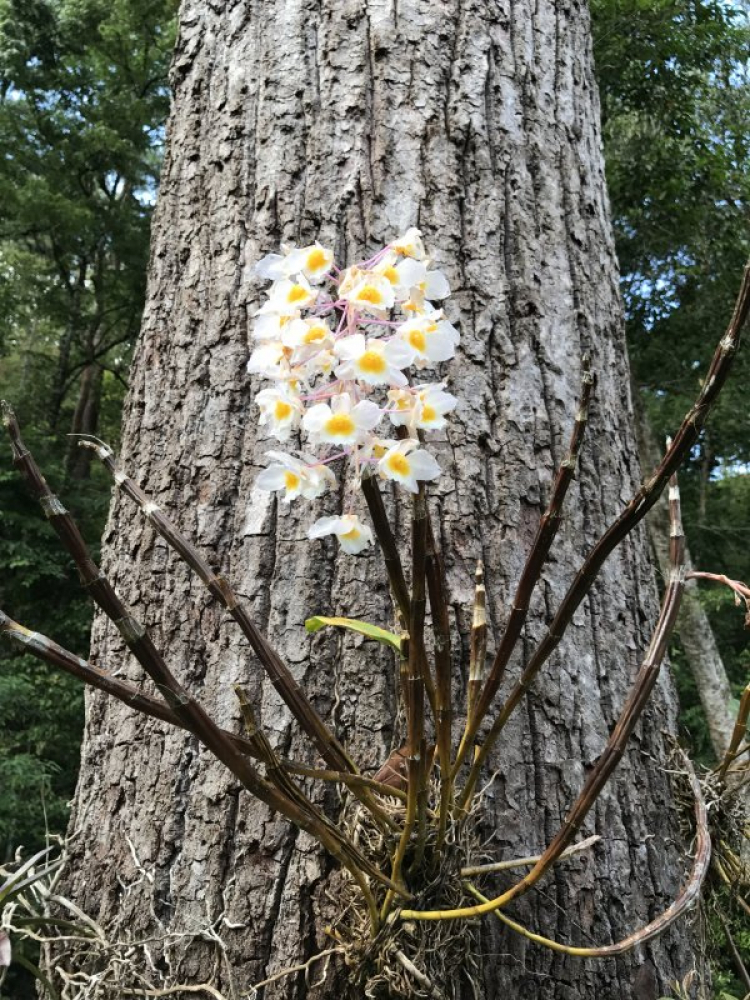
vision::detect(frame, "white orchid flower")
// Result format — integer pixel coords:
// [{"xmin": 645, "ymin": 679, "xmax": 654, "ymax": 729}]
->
[
  {"xmin": 256, "ymin": 451, "xmax": 335, "ymax": 501},
  {"xmin": 413, "ymin": 383, "xmax": 458, "ymax": 431},
  {"xmin": 341, "ymin": 274, "xmax": 395, "ymax": 314},
  {"xmin": 281, "ymin": 317, "xmax": 335, "ymax": 364},
  {"xmin": 377, "ymin": 439, "xmax": 441, "ymax": 493},
  {"xmin": 308, "ymin": 513, "xmax": 374, "ymax": 555},
  {"xmin": 247, "ymin": 341, "xmax": 289, "ymax": 378},
  {"xmin": 260, "ymin": 275, "xmax": 318, "ymax": 315},
  {"xmin": 371, "ymin": 255, "xmax": 418, "ymax": 300},
  {"xmin": 396, "ymin": 314, "xmax": 459, "ymax": 367},
  {"xmin": 255, "ymin": 386, "xmax": 303, "ymax": 440},
  {"xmin": 333, "ymin": 334, "xmax": 412, "ymax": 387},
  {"xmin": 249, "ymin": 233, "xmax": 457, "ymax": 549},
  {"xmin": 422, "ymin": 268, "xmax": 451, "ymax": 300},
  {"xmin": 391, "ymin": 227, "xmax": 426, "ymax": 260},
  {"xmin": 254, "ymin": 248, "xmax": 297, "ymax": 282},
  {"xmin": 253, "ymin": 311, "xmax": 298, "ymax": 341},
  {"xmin": 302, "ymin": 392, "xmax": 382, "ymax": 446},
  {"xmin": 385, "ymin": 388, "xmax": 416, "ymax": 427},
  {"xmin": 284, "ymin": 242, "xmax": 335, "ymax": 284},
  {"xmin": 299, "ymin": 348, "xmax": 336, "ymax": 377}
]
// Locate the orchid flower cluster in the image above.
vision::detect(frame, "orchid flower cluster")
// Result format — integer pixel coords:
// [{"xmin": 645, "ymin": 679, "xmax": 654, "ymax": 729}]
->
[{"xmin": 248, "ymin": 229, "xmax": 459, "ymax": 555}]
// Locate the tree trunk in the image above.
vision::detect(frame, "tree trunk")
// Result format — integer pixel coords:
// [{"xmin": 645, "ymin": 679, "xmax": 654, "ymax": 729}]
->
[
  {"xmin": 63, "ymin": 2, "xmax": 704, "ymax": 997},
  {"xmin": 65, "ymin": 362, "xmax": 104, "ymax": 480}
]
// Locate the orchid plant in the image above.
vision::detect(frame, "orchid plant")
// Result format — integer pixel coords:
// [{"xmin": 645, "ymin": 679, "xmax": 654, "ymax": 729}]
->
[{"xmin": 0, "ymin": 244, "xmax": 748, "ymax": 998}]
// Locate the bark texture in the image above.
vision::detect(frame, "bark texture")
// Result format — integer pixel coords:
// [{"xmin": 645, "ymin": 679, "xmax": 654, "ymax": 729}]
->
[{"xmin": 64, "ymin": 1, "xmax": 703, "ymax": 997}]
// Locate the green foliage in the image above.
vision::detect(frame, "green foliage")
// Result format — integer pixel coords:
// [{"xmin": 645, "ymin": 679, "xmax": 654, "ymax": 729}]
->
[
  {"xmin": 305, "ymin": 616, "xmax": 403, "ymax": 652},
  {"xmin": 0, "ymin": 6, "xmax": 175, "ymax": 987},
  {"xmin": 0, "ymin": 0, "xmax": 176, "ymax": 865},
  {"xmin": 0, "ymin": 0, "xmax": 176, "ymax": 434},
  {"xmin": 0, "ymin": 415, "xmax": 107, "ymax": 855}
]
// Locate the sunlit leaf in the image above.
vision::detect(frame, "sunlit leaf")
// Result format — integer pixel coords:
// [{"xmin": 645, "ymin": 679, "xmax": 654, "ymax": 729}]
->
[{"xmin": 304, "ymin": 616, "xmax": 401, "ymax": 652}]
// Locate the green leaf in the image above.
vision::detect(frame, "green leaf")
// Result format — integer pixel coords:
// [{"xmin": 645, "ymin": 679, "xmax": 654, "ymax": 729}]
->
[{"xmin": 304, "ymin": 616, "xmax": 402, "ymax": 652}]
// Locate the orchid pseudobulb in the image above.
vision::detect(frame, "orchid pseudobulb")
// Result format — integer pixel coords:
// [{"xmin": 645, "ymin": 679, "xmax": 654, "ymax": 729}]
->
[{"xmin": 249, "ymin": 228, "xmax": 458, "ymax": 553}]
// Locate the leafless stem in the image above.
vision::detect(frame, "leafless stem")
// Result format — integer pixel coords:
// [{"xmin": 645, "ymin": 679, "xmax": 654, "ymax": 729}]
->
[
  {"xmin": 361, "ymin": 471, "xmax": 410, "ymax": 622},
  {"xmin": 719, "ymin": 681, "xmax": 750, "ymax": 780},
  {"xmin": 381, "ymin": 633, "xmax": 414, "ymax": 920},
  {"xmin": 410, "ymin": 486, "xmax": 429, "ymax": 868},
  {"xmin": 1, "ymin": 407, "xmax": 405, "ymax": 901},
  {"xmin": 427, "ymin": 519, "xmax": 454, "ymax": 850},
  {"xmin": 405, "ymin": 471, "xmax": 687, "ymax": 919},
  {"xmin": 0, "ymin": 608, "xmax": 405, "ymax": 804},
  {"xmin": 686, "ymin": 571, "xmax": 750, "ymax": 605},
  {"xmin": 233, "ymin": 686, "xmax": 318, "ymax": 812},
  {"xmin": 465, "ymin": 560, "xmax": 487, "ymax": 735},
  {"xmin": 685, "ymin": 570, "xmax": 750, "ymax": 779},
  {"xmin": 0, "ymin": 403, "xmax": 313, "ymax": 835},
  {"xmin": 452, "ymin": 358, "xmax": 594, "ymax": 782}
]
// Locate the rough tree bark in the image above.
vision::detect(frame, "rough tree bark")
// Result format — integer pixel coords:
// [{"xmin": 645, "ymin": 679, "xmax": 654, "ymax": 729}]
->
[{"xmin": 63, "ymin": 2, "xmax": 704, "ymax": 997}]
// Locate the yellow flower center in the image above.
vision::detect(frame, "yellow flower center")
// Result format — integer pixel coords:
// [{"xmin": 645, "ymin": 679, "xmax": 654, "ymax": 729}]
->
[
  {"xmin": 396, "ymin": 398, "xmax": 410, "ymax": 410},
  {"xmin": 408, "ymin": 329, "xmax": 426, "ymax": 352},
  {"xmin": 306, "ymin": 248, "xmax": 327, "ymax": 271},
  {"xmin": 284, "ymin": 471, "xmax": 300, "ymax": 491},
  {"xmin": 381, "ymin": 266, "xmax": 398, "ymax": 284},
  {"xmin": 387, "ymin": 453, "xmax": 410, "ymax": 476},
  {"xmin": 403, "ymin": 301, "xmax": 417, "ymax": 312},
  {"xmin": 421, "ymin": 404, "xmax": 437, "ymax": 422},
  {"xmin": 341, "ymin": 526, "xmax": 361, "ymax": 541},
  {"xmin": 325, "ymin": 413, "xmax": 356, "ymax": 437},
  {"xmin": 274, "ymin": 400, "xmax": 293, "ymax": 420},
  {"xmin": 358, "ymin": 350, "xmax": 387, "ymax": 374},
  {"xmin": 372, "ymin": 442, "xmax": 387, "ymax": 458},
  {"xmin": 287, "ymin": 284, "xmax": 309, "ymax": 303},
  {"xmin": 356, "ymin": 286, "xmax": 383, "ymax": 305},
  {"xmin": 304, "ymin": 326, "xmax": 327, "ymax": 343}
]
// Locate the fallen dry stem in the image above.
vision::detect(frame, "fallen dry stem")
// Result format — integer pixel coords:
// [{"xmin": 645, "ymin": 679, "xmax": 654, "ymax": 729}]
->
[{"xmin": 459, "ymin": 834, "xmax": 600, "ymax": 877}]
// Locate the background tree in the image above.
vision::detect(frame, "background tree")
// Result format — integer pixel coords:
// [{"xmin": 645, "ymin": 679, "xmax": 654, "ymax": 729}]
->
[{"xmin": 44, "ymin": 2, "xmax": 719, "ymax": 997}]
